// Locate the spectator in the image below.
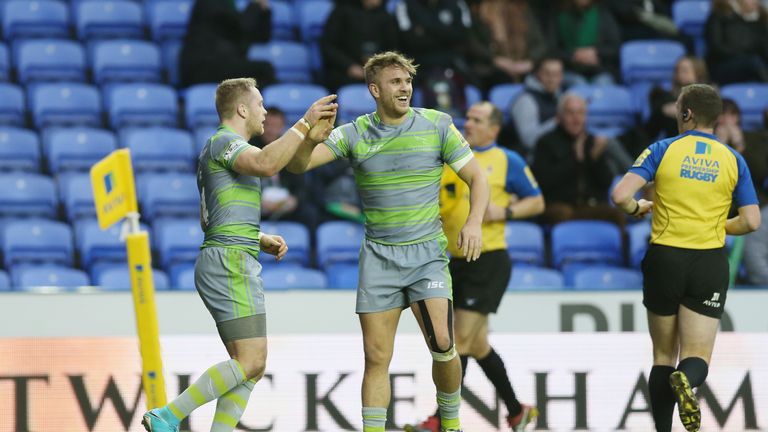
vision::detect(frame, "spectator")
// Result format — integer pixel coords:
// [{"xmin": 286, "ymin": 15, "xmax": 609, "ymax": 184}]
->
[
  {"xmin": 604, "ymin": 0, "xmax": 682, "ymax": 41},
  {"xmin": 548, "ymin": 0, "xmax": 622, "ymax": 86},
  {"xmin": 321, "ymin": 0, "xmax": 399, "ymax": 92},
  {"xmin": 646, "ymin": 55, "xmax": 710, "ymax": 140},
  {"xmin": 705, "ymin": 0, "xmax": 768, "ymax": 84},
  {"xmin": 531, "ymin": 93, "xmax": 623, "ymax": 225},
  {"xmin": 309, "ymin": 160, "xmax": 365, "ymax": 224},
  {"xmin": 180, "ymin": 0, "xmax": 275, "ymax": 87}
]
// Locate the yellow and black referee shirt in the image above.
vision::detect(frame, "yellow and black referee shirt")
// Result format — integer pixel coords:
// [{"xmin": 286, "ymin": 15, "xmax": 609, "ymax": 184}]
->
[{"xmin": 630, "ymin": 130, "xmax": 758, "ymax": 249}]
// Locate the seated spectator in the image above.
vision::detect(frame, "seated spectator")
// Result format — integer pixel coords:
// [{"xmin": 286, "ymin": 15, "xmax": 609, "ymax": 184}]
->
[
  {"xmin": 646, "ymin": 55, "xmax": 710, "ymax": 140},
  {"xmin": 180, "ymin": 0, "xmax": 275, "ymax": 87},
  {"xmin": 604, "ymin": 0, "xmax": 682, "ymax": 41},
  {"xmin": 465, "ymin": 0, "xmax": 548, "ymax": 90},
  {"xmin": 738, "ymin": 108, "xmax": 768, "ymax": 284},
  {"xmin": 531, "ymin": 93, "xmax": 623, "ymax": 226},
  {"xmin": 321, "ymin": 0, "xmax": 399, "ymax": 92},
  {"xmin": 548, "ymin": 0, "xmax": 622, "ymax": 86},
  {"xmin": 715, "ymin": 101, "xmax": 768, "ymax": 197},
  {"xmin": 705, "ymin": 0, "xmax": 768, "ymax": 84},
  {"xmin": 309, "ymin": 160, "xmax": 365, "ymax": 224}
]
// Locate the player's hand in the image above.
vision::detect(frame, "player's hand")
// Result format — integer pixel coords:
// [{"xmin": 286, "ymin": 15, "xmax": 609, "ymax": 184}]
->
[
  {"xmin": 307, "ymin": 113, "xmax": 336, "ymax": 143},
  {"xmin": 635, "ymin": 199, "xmax": 654, "ymax": 218},
  {"xmin": 303, "ymin": 95, "xmax": 338, "ymax": 126},
  {"xmin": 260, "ymin": 233, "xmax": 288, "ymax": 260},
  {"xmin": 458, "ymin": 221, "xmax": 482, "ymax": 262}
]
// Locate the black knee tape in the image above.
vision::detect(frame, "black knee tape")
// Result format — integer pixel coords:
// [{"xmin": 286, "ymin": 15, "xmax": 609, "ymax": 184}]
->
[{"xmin": 417, "ymin": 299, "xmax": 454, "ymax": 352}]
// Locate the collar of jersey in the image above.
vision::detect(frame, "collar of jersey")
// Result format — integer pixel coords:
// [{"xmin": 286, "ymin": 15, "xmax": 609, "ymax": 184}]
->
[
  {"xmin": 372, "ymin": 108, "xmax": 414, "ymax": 127},
  {"xmin": 473, "ymin": 142, "xmax": 497, "ymax": 153},
  {"xmin": 218, "ymin": 124, "xmax": 241, "ymax": 137},
  {"xmin": 682, "ymin": 129, "xmax": 718, "ymax": 140}
]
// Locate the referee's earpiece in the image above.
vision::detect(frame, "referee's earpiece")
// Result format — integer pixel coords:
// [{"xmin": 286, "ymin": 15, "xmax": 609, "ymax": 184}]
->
[{"xmin": 682, "ymin": 109, "xmax": 691, "ymax": 122}]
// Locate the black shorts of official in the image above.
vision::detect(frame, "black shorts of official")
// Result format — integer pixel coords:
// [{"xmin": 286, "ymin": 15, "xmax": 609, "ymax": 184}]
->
[
  {"xmin": 449, "ymin": 249, "xmax": 512, "ymax": 314},
  {"xmin": 641, "ymin": 243, "xmax": 729, "ymax": 319}
]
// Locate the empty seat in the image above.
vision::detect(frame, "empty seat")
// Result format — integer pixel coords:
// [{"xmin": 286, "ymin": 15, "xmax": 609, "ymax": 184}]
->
[
  {"xmin": 121, "ymin": 127, "xmax": 195, "ymax": 173},
  {"xmin": 194, "ymin": 125, "xmax": 218, "ymax": 153},
  {"xmin": 0, "ymin": 43, "xmax": 8, "ymax": 81},
  {"xmin": 316, "ymin": 221, "xmax": 363, "ymax": 268},
  {"xmin": 628, "ymin": 220, "xmax": 651, "ymax": 268},
  {"xmin": 720, "ymin": 83, "xmax": 768, "ymax": 131},
  {"xmin": 0, "ymin": 127, "xmax": 41, "ymax": 172},
  {"xmin": 568, "ymin": 84, "xmax": 636, "ymax": 130},
  {"xmin": 248, "ymin": 41, "xmax": 312, "ymax": 83},
  {"xmin": 297, "ymin": 0, "xmax": 333, "ymax": 43},
  {"xmin": 148, "ymin": 0, "xmax": 192, "ymax": 41},
  {"xmin": 672, "ymin": 1, "xmax": 710, "ymax": 38},
  {"xmin": 337, "ymin": 84, "xmax": 375, "ymax": 123},
  {"xmin": 75, "ymin": 219, "xmax": 149, "ymax": 270},
  {"xmin": 261, "ymin": 83, "xmax": 328, "ymax": 120},
  {"xmin": 184, "ymin": 83, "xmax": 218, "ymax": 129},
  {"xmin": 13, "ymin": 265, "xmax": 89, "ymax": 289},
  {"xmin": 271, "ymin": 0, "xmax": 295, "ymax": 41},
  {"xmin": 260, "ymin": 221, "xmax": 310, "ymax": 266},
  {"xmin": 0, "ymin": 173, "xmax": 57, "ymax": 218},
  {"xmin": 261, "ymin": 267, "xmax": 327, "ymax": 290},
  {"xmin": 171, "ymin": 262, "xmax": 195, "ymax": 290},
  {"xmin": 161, "ymin": 40, "xmax": 182, "ymax": 86},
  {"xmin": 31, "ymin": 82, "xmax": 101, "ymax": 128},
  {"xmin": 0, "ymin": 83, "xmax": 25, "ymax": 126},
  {"xmin": 621, "ymin": 40, "xmax": 686, "ymax": 84},
  {"xmin": 155, "ymin": 218, "xmax": 203, "ymax": 271},
  {"xmin": 95, "ymin": 265, "xmax": 170, "ymax": 291},
  {"xmin": 45, "ymin": 127, "xmax": 116, "ymax": 173},
  {"xmin": 106, "ymin": 83, "xmax": 178, "ymax": 128},
  {"xmin": 92, "ymin": 39, "xmax": 162, "ymax": 84},
  {"xmin": 324, "ymin": 263, "xmax": 358, "ymax": 289},
  {"xmin": 2, "ymin": 219, "xmax": 73, "ymax": 267},
  {"xmin": 75, "ymin": 1, "xmax": 144, "ymax": 40},
  {"xmin": 489, "ymin": 83, "xmax": 524, "ymax": 120},
  {"xmin": 505, "ymin": 221, "xmax": 545, "ymax": 266},
  {"xmin": 15, "ymin": 39, "xmax": 86, "ymax": 84},
  {"xmin": 58, "ymin": 173, "xmax": 97, "ymax": 221},
  {"xmin": 137, "ymin": 173, "xmax": 198, "ymax": 220},
  {"xmin": 0, "ymin": 270, "xmax": 9, "ymax": 291},
  {"xmin": 551, "ymin": 220, "xmax": 623, "ymax": 268},
  {"xmin": 572, "ymin": 266, "xmax": 643, "ymax": 290},
  {"xmin": 507, "ymin": 267, "xmax": 564, "ymax": 291},
  {"xmin": 3, "ymin": 0, "xmax": 70, "ymax": 40}
]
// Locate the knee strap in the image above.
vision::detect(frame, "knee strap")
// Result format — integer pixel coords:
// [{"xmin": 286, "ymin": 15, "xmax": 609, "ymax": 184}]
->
[{"xmin": 417, "ymin": 299, "xmax": 456, "ymax": 362}]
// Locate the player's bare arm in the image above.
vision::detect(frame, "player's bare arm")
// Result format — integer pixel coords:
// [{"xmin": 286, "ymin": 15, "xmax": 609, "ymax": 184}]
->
[
  {"xmin": 456, "ymin": 157, "xmax": 489, "ymax": 262},
  {"xmin": 286, "ymin": 116, "xmax": 337, "ymax": 173},
  {"xmin": 725, "ymin": 204, "xmax": 761, "ymax": 235},
  {"xmin": 612, "ymin": 172, "xmax": 653, "ymax": 218}
]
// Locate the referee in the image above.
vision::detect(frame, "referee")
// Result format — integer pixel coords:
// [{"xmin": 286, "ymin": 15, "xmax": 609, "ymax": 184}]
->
[{"xmin": 612, "ymin": 84, "xmax": 761, "ymax": 432}]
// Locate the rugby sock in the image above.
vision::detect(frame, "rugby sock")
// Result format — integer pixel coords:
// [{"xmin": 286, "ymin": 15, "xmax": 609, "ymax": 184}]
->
[
  {"xmin": 437, "ymin": 389, "xmax": 462, "ymax": 431},
  {"xmin": 210, "ymin": 378, "xmax": 257, "ymax": 432},
  {"xmin": 166, "ymin": 359, "xmax": 247, "ymax": 423},
  {"xmin": 362, "ymin": 406, "xmax": 387, "ymax": 432},
  {"xmin": 477, "ymin": 348, "xmax": 521, "ymax": 417},
  {"xmin": 433, "ymin": 355, "xmax": 469, "ymax": 418},
  {"xmin": 648, "ymin": 365, "xmax": 676, "ymax": 432},
  {"xmin": 676, "ymin": 357, "xmax": 709, "ymax": 387}
]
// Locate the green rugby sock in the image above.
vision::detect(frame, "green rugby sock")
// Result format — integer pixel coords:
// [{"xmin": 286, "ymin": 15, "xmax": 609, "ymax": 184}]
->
[
  {"xmin": 210, "ymin": 378, "xmax": 257, "ymax": 432},
  {"xmin": 167, "ymin": 359, "xmax": 247, "ymax": 422}
]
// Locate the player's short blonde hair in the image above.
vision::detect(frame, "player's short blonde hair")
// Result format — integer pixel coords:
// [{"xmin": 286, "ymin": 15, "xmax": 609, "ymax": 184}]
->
[
  {"xmin": 215, "ymin": 77, "xmax": 257, "ymax": 121},
  {"xmin": 364, "ymin": 51, "xmax": 418, "ymax": 85}
]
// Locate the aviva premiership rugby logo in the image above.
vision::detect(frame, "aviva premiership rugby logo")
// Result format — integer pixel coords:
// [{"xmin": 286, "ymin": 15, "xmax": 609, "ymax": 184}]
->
[{"xmin": 680, "ymin": 141, "xmax": 719, "ymax": 183}]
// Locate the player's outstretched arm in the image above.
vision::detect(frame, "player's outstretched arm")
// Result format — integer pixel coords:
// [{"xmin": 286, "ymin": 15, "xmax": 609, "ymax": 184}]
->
[
  {"xmin": 286, "ymin": 116, "xmax": 337, "ymax": 173},
  {"xmin": 726, "ymin": 205, "xmax": 761, "ymax": 235},
  {"xmin": 456, "ymin": 157, "xmax": 489, "ymax": 262}
]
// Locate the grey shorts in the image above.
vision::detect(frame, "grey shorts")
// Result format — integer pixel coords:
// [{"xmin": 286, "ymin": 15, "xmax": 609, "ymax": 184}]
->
[
  {"xmin": 195, "ymin": 247, "xmax": 266, "ymax": 341},
  {"xmin": 356, "ymin": 235, "xmax": 452, "ymax": 313}
]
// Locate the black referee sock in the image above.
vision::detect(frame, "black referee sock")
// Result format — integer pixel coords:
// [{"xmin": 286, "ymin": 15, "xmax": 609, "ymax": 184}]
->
[
  {"xmin": 677, "ymin": 357, "xmax": 709, "ymax": 387},
  {"xmin": 477, "ymin": 348, "xmax": 522, "ymax": 417},
  {"xmin": 648, "ymin": 365, "xmax": 676, "ymax": 432},
  {"xmin": 433, "ymin": 355, "xmax": 469, "ymax": 419}
]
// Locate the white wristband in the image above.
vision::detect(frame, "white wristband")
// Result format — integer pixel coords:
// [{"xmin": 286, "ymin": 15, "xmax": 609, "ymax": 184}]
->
[
  {"xmin": 289, "ymin": 127, "xmax": 306, "ymax": 141},
  {"xmin": 299, "ymin": 117, "xmax": 311, "ymax": 129}
]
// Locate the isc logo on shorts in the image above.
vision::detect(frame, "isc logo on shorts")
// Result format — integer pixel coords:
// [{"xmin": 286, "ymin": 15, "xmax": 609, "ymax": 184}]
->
[{"xmin": 427, "ymin": 281, "xmax": 445, "ymax": 289}]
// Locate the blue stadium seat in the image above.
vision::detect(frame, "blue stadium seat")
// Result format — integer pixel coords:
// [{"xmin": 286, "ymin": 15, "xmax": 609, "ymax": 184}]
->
[
  {"xmin": 1, "ymin": 219, "xmax": 73, "ymax": 267},
  {"xmin": 2, "ymin": 0, "xmax": 69, "ymax": 39},
  {"xmin": 92, "ymin": 39, "xmax": 162, "ymax": 84},
  {"xmin": 262, "ymin": 83, "xmax": 327, "ymax": 120},
  {"xmin": 95, "ymin": 265, "xmax": 170, "ymax": 291},
  {"xmin": 337, "ymin": 84, "xmax": 375, "ymax": 123},
  {"xmin": 465, "ymin": 85, "xmax": 482, "ymax": 107},
  {"xmin": 248, "ymin": 41, "xmax": 312, "ymax": 83},
  {"xmin": 13, "ymin": 265, "xmax": 90, "ymax": 289},
  {"xmin": 121, "ymin": 127, "xmax": 195, "ymax": 173},
  {"xmin": 0, "ymin": 83, "xmax": 25, "ymax": 126},
  {"xmin": 260, "ymin": 221, "xmax": 310, "ymax": 266},
  {"xmin": 0, "ymin": 43, "xmax": 8, "ymax": 81},
  {"xmin": 184, "ymin": 83, "xmax": 218, "ymax": 129},
  {"xmin": 504, "ymin": 221, "xmax": 545, "ymax": 266},
  {"xmin": 507, "ymin": 267, "xmax": 564, "ymax": 291},
  {"xmin": 551, "ymin": 220, "xmax": 623, "ymax": 268},
  {"xmin": 147, "ymin": 0, "xmax": 191, "ymax": 41},
  {"xmin": 630, "ymin": 81, "xmax": 672, "ymax": 125},
  {"xmin": 155, "ymin": 218, "xmax": 203, "ymax": 271},
  {"xmin": 31, "ymin": 82, "xmax": 101, "ymax": 128},
  {"xmin": 58, "ymin": 173, "xmax": 96, "ymax": 221},
  {"xmin": 75, "ymin": 1, "xmax": 144, "ymax": 40},
  {"xmin": 161, "ymin": 40, "xmax": 182, "ymax": 86},
  {"xmin": 170, "ymin": 262, "xmax": 195, "ymax": 290},
  {"xmin": 261, "ymin": 267, "xmax": 328, "ymax": 290},
  {"xmin": 0, "ymin": 127, "xmax": 41, "ymax": 172},
  {"xmin": 15, "ymin": 39, "xmax": 86, "ymax": 84},
  {"xmin": 572, "ymin": 266, "xmax": 643, "ymax": 290},
  {"xmin": 628, "ymin": 220, "xmax": 651, "ymax": 268},
  {"xmin": 194, "ymin": 125, "xmax": 218, "ymax": 153},
  {"xmin": 316, "ymin": 221, "xmax": 363, "ymax": 268},
  {"xmin": 673, "ymin": 0, "xmax": 710, "ymax": 55},
  {"xmin": 271, "ymin": 0, "xmax": 295, "ymax": 41},
  {"xmin": 45, "ymin": 127, "xmax": 116, "ymax": 173},
  {"xmin": 75, "ymin": 219, "xmax": 150, "ymax": 270},
  {"xmin": 489, "ymin": 83, "xmax": 524, "ymax": 120},
  {"xmin": 568, "ymin": 84, "xmax": 636, "ymax": 130},
  {"xmin": 324, "ymin": 263, "xmax": 358, "ymax": 289},
  {"xmin": 137, "ymin": 172, "xmax": 198, "ymax": 220},
  {"xmin": 621, "ymin": 40, "xmax": 686, "ymax": 84},
  {"xmin": 297, "ymin": 0, "xmax": 333, "ymax": 43},
  {"xmin": 106, "ymin": 83, "xmax": 178, "ymax": 128},
  {"xmin": 0, "ymin": 270, "xmax": 9, "ymax": 291},
  {"xmin": 0, "ymin": 173, "xmax": 57, "ymax": 218},
  {"xmin": 720, "ymin": 83, "xmax": 768, "ymax": 131}
]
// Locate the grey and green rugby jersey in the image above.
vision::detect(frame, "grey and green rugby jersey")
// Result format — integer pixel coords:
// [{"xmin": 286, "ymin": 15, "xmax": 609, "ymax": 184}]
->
[
  {"xmin": 324, "ymin": 108, "xmax": 473, "ymax": 245},
  {"xmin": 198, "ymin": 125, "xmax": 261, "ymax": 257}
]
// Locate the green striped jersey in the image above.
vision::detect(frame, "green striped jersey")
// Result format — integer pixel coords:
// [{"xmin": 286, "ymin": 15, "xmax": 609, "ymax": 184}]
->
[
  {"xmin": 324, "ymin": 108, "xmax": 473, "ymax": 245},
  {"xmin": 197, "ymin": 125, "xmax": 261, "ymax": 257}
]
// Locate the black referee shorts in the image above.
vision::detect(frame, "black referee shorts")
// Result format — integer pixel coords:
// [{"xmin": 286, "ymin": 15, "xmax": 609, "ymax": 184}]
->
[
  {"xmin": 641, "ymin": 243, "xmax": 729, "ymax": 319},
  {"xmin": 450, "ymin": 249, "xmax": 512, "ymax": 314}
]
